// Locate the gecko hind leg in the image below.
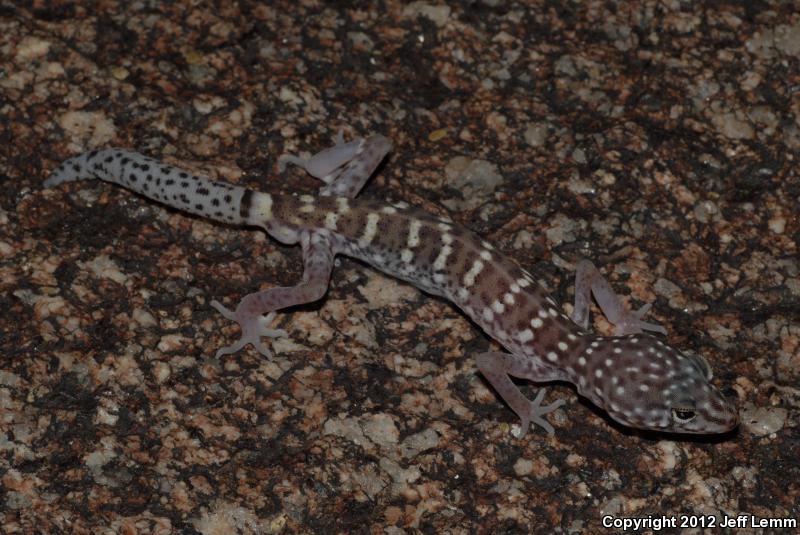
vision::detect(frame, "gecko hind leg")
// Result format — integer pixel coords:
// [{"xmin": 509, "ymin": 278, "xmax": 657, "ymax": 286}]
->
[
  {"xmin": 280, "ymin": 133, "xmax": 392, "ymax": 198},
  {"xmin": 571, "ymin": 259, "xmax": 667, "ymax": 336},
  {"xmin": 211, "ymin": 230, "xmax": 334, "ymax": 358}
]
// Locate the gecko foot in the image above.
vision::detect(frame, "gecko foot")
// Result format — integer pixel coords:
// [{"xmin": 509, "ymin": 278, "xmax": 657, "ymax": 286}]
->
[
  {"xmin": 613, "ymin": 303, "xmax": 668, "ymax": 336},
  {"xmin": 513, "ymin": 389, "xmax": 566, "ymax": 438},
  {"xmin": 210, "ymin": 300, "xmax": 288, "ymax": 358}
]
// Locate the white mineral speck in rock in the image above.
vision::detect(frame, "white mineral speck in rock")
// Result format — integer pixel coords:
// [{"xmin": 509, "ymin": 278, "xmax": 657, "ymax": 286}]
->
[{"xmin": 741, "ymin": 404, "xmax": 787, "ymax": 436}]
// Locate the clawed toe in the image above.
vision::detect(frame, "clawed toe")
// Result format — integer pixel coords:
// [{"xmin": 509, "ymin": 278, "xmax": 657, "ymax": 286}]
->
[
  {"xmin": 613, "ymin": 304, "xmax": 667, "ymax": 336},
  {"xmin": 512, "ymin": 389, "xmax": 565, "ymax": 437},
  {"xmin": 259, "ymin": 312, "xmax": 288, "ymax": 338},
  {"xmin": 210, "ymin": 299, "xmax": 236, "ymax": 321},
  {"xmin": 215, "ymin": 338, "xmax": 249, "ymax": 358},
  {"xmin": 211, "ymin": 302, "xmax": 287, "ymax": 357}
]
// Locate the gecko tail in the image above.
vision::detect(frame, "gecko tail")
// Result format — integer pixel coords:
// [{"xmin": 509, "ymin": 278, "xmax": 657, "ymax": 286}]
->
[
  {"xmin": 44, "ymin": 149, "xmax": 107, "ymax": 188},
  {"xmin": 45, "ymin": 148, "xmax": 253, "ymax": 225}
]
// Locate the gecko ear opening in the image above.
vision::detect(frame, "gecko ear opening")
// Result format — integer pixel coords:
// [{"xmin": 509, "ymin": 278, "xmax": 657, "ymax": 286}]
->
[{"xmin": 685, "ymin": 353, "xmax": 712, "ymax": 380}]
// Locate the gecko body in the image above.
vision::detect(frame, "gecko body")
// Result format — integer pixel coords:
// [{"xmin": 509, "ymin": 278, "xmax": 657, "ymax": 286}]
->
[{"xmin": 45, "ymin": 135, "xmax": 738, "ymax": 436}]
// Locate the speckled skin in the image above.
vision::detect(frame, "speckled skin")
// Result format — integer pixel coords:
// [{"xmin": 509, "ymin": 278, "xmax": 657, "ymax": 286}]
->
[{"xmin": 45, "ymin": 135, "xmax": 739, "ymax": 436}]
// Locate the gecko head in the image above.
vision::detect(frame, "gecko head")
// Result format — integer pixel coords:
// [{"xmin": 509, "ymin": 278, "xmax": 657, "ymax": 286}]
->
[{"xmin": 580, "ymin": 334, "xmax": 738, "ymax": 434}]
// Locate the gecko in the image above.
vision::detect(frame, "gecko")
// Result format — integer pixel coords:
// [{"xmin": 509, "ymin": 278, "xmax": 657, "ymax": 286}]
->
[{"xmin": 44, "ymin": 133, "xmax": 739, "ymax": 436}]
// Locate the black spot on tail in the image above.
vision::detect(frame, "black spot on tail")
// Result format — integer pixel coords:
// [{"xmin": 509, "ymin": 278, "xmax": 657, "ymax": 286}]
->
[{"xmin": 240, "ymin": 189, "xmax": 252, "ymax": 220}]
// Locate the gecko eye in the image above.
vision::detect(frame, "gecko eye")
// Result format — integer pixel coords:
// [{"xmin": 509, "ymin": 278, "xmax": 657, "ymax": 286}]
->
[{"xmin": 671, "ymin": 408, "xmax": 697, "ymax": 423}]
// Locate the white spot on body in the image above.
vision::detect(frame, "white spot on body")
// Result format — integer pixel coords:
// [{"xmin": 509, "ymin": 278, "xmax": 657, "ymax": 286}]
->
[
  {"xmin": 433, "ymin": 245, "xmax": 452, "ymax": 271},
  {"xmin": 381, "ymin": 206, "xmax": 397, "ymax": 214},
  {"xmin": 531, "ymin": 317, "xmax": 543, "ymax": 329},
  {"xmin": 336, "ymin": 197, "xmax": 350, "ymax": 214},
  {"xmin": 483, "ymin": 308, "xmax": 494, "ymax": 322},
  {"xmin": 547, "ymin": 352, "xmax": 558, "ymax": 362},
  {"xmin": 492, "ymin": 300, "xmax": 505, "ymax": 314},
  {"xmin": 480, "ymin": 250, "xmax": 492, "ymax": 261},
  {"xmin": 557, "ymin": 342, "xmax": 568, "ymax": 351},
  {"xmin": 503, "ymin": 293, "xmax": 515, "ymax": 305},
  {"xmin": 578, "ymin": 356, "xmax": 586, "ymax": 366},
  {"xmin": 252, "ymin": 193, "xmax": 273, "ymax": 221},
  {"xmin": 358, "ymin": 213, "xmax": 380, "ymax": 248},
  {"xmin": 407, "ymin": 219, "xmax": 422, "ymax": 248},
  {"xmin": 325, "ymin": 212, "xmax": 338, "ymax": 230},
  {"xmin": 401, "ymin": 249, "xmax": 414, "ymax": 263},
  {"xmin": 518, "ymin": 329, "xmax": 534, "ymax": 343},
  {"xmin": 463, "ymin": 260, "xmax": 484, "ymax": 287}
]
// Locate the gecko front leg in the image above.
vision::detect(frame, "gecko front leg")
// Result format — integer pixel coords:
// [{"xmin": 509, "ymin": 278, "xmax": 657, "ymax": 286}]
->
[
  {"xmin": 211, "ymin": 231, "xmax": 334, "ymax": 357},
  {"xmin": 572, "ymin": 259, "xmax": 667, "ymax": 336},
  {"xmin": 475, "ymin": 352, "xmax": 566, "ymax": 436}
]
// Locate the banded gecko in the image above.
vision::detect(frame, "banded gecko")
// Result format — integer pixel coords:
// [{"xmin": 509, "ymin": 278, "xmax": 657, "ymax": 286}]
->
[{"xmin": 45, "ymin": 134, "xmax": 738, "ymax": 436}]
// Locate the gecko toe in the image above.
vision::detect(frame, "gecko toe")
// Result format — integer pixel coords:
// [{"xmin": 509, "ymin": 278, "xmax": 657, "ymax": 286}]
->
[{"xmin": 210, "ymin": 299, "xmax": 236, "ymax": 321}]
